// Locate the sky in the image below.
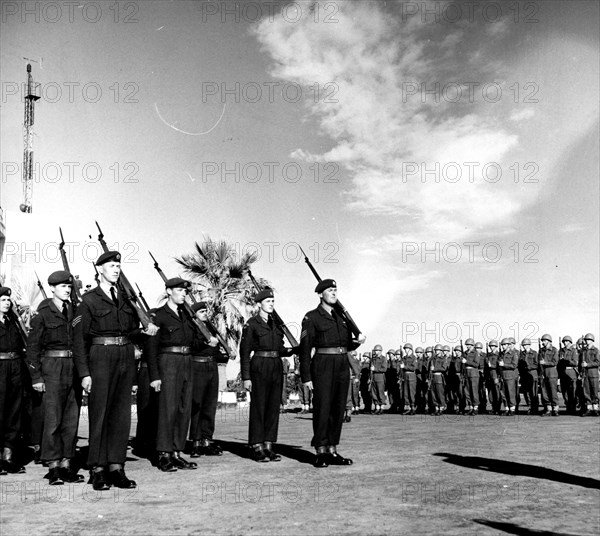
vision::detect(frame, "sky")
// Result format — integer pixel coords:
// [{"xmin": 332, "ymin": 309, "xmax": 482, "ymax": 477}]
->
[{"xmin": 1, "ymin": 0, "xmax": 599, "ymax": 377}]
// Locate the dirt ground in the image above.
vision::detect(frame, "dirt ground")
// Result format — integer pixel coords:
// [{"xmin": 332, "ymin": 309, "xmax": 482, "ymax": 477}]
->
[{"xmin": 1, "ymin": 406, "xmax": 598, "ymax": 536}]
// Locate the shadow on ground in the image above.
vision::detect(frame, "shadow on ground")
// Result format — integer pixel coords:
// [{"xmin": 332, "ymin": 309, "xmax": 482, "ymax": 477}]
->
[
  {"xmin": 473, "ymin": 518, "xmax": 584, "ymax": 536},
  {"xmin": 435, "ymin": 452, "xmax": 600, "ymax": 489}
]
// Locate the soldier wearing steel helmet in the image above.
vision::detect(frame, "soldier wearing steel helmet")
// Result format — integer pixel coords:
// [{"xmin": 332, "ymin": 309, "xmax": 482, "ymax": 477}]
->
[
  {"xmin": 402, "ymin": 344, "xmax": 418, "ymax": 415},
  {"xmin": 580, "ymin": 333, "xmax": 599, "ymax": 416},
  {"xmin": 539, "ymin": 334, "xmax": 559, "ymax": 416},
  {"xmin": 486, "ymin": 340, "xmax": 502, "ymax": 415},
  {"xmin": 359, "ymin": 352, "xmax": 372, "ymax": 413},
  {"xmin": 385, "ymin": 348, "xmax": 400, "ymax": 413},
  {"xmin": 423, "ymin": 346, "xmax": 435, "ymax": 413},
  {"xmin": 519, "ymin": 338, "xmax": 539, "ymax": 415},
  {"xmin": 559, "ymin": 336, "xmax": 579, "ymax": 415},
  {"xmin": 498, "ymin": 338, "xmax": 519, "ymax": 415},
  {"xmin": 344, "ymin": 350, "xmax": 361, "ymax": 422},
  {"xmin": 415, "ymin": 347, "xmax": 427, "ymax": 413},
  {"xmin": 429, "ymin": 344, "xmax": 448, "ymax": 415},
  {"xmin": 475, "ymin": 342, "xmax": 488, "ymax": 413},
  {"xmin": 446, "ymin": 345, "xmax": 463, "ymax": 414},
  {"xmin": 462, "ymin": 338, "xmax": 480, "ymax": 415},
  {"xmin": 370, "ymin": 344, "xmax": 387, "ymax": 415}
]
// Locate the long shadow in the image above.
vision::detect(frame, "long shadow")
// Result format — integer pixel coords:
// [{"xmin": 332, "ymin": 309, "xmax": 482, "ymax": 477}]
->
[
  {"xmin": 435, "ymin": 452, "xmax": 600, "ymax": 490},
  {"xmin": 473, "ymin": 519, "xmax": 583, "ymax": 536},
  {"xmin": 217, "ymin": 440, "xmax": 315, "ymax": 465}
]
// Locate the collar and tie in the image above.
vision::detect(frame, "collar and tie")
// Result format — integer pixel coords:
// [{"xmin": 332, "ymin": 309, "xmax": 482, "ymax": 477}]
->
[
  {"xmin": 61, "ymin": 301, "xmax": 69, "ymax": 320},
  {"xmin": 110, "ymin": 286, "xmax": 119, "ymax": 307}
]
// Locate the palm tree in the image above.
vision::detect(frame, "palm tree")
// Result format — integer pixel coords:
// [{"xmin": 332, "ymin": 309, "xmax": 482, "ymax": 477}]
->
[{"xmin": 175, "ymin": 237, "xmax": 268, "ymax": 353}]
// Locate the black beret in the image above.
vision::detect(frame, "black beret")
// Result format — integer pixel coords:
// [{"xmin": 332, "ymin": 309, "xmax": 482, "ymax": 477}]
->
[
  {"xmin": 254, "ymin": 288, "xmax": 274, "ymax": 302},
  {"xmin": 315, "ymin": 278, "xmax": 336, "ymax": 293},
  {"xmin": 165, "ymin": 277, "xmax": 191, "ymax": 289},
  {"xmin": 191, "ymin": 301, "xmax": 208, "ymax": 313},
  {"xmin": 48, "ymin": 270, "xmax": 73, "ymax": 286},
  {"xmin": 96, "ymin": 251, "xmax": 121, "ymax": 266},
  {"xmin": 0, "ymin": 286, "xmax": 11, "ymax": 297}
]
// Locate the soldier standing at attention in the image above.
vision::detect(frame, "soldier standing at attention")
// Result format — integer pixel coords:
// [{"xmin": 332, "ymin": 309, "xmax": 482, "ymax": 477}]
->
[
  {"xmin": 345, "ymin": 350, "xmax": 361, "ymax": 420},
  {"xmin": 462, "ymin": 339, "xmax": 480, "ymax": 416},
  {"xmin": 147, "ymin": 278, "xmax": 197, "ymax": 472},
  {"xmin": 519, "ymin": 339, "xmax": 539, "ymax": 415},
  {"xmin": 299, "ymin": 279, "xmax": 364, "ymax": 468},
  {"xmin": 240, "ymin": 289, "xmax": 293, "ymax": 462},
  {"xmin": 26, "ymin": 271, "xmax": 83, "ymax": 485},
  {"xmin": 74, "ymin": 251, "xmax": 158, "ymax": 490},
  {"xmin": 359, "ymin": 352, "xmax": 372, "ymax": 414},
  {"xmin": 581, "ymin": 333, "xmax": 599, "ymax": 416},
  {"xmin": 370, "ymin": 344, "xmax": 387, "ymax": 414},
  {"xmin": 385, "ymin": 349, "xmax": 399, "ymax": 413},
  {"xmin": 539, "ymin": 334, "xmax": 559, "ymax": 416},
  {"xmin": 415, "ymin": 347, "xmax": 427, "ymax": 413},
  {"xmin": 430, "ymin": 344, "xmax": 448, "ymax": 415},
  {"xmin": 559, "ymin": 336, "xmax": 579, "ymax": 415},
  {"xmin": 486, "ymin": 341, "xmax": 502, "ymax": 415},
  {"xmin": 402, "ymin": 344, "xmax": 418, "ymax": 415},
  {"xmin": 189, "ymin": 302, "xmax": 223, "ymax": 458},
  {"xmin": 498, "ymin": 338, "xmax": 519, "ymax": 416},
  {"xmin": 0, "ymin": 286, "xmax": 26, "ymax": 475}
]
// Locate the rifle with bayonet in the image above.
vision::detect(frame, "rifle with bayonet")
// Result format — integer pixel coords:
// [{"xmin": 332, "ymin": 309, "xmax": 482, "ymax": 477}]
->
[
  {"xmin": 148, "ymin": 251, "xmax": 233, "ymax": 359},
  {"xmin": 298, "ymin": 245, "xmax": 363, "ymax": 339},
  {"xmin": 247, "ymin": 270, "xmax": 298, "ymax": 348},
  {"xmin": 34, "ymin": 271, "xmax": 48, "ymax": 300},
  {"xmin": 94, "ymin": 222, "xmax": 152, "ymax": 329},
  {"xmin": 59, "ymin": 227, "xmax": 83, "ymax": 306},
  {"xmin": 91, "ymin": 261, "xmax": 100, "ymax": 285},
  {"xmin": 135, "ymin": 283, "xmax": 150, "ymax": 312}
]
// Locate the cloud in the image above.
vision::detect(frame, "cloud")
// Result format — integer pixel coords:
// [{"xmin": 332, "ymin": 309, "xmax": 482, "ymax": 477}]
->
[{"xmin": 255, "ymin": 1, "xmax": 526, "ymax": 247}]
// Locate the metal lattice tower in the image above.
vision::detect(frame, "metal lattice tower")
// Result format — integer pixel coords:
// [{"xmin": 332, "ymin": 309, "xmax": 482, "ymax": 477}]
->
[{"xmin": 20, "ymin": 64, "xmax": 40, "ymax": 213}]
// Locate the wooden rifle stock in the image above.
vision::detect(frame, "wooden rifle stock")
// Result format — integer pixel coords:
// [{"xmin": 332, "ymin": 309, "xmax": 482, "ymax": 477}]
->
[{"xmin": 298, "ymin": 245, "xmax": 362, "ymax": 338}]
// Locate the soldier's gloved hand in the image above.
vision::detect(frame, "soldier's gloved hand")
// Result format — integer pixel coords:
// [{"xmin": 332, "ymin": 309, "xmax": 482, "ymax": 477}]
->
[
  {"xmin": 81, "ymin": 376, "xmax": 92, "ymax": 394},
  {"xmin": 498, "ymin": 360, "xmax": 504, "ymax": 367},
  {"xmin": 32, "ymin": 382, "xmax": 45, "ymax": 393},
  {"xmin": 243, "ymin": 380, "xmax": 252, "ymax": 392},
  {"xmin": 430, "ymin": 365, "xmax": 434, "ymax": 370},
  {"xmin": 400, "ymin": 363, "xmax": 405, "ymax": 368},
  {"xmin": 353, "ymin": 378, "xmax": 359, "ymax": 384},
  {"xmin": 208, "ymin": 336, "xmax": 218, "ymax": 347},
  {"xmin": 150, "ymin": 380, "xmax": 161, "ymax": 392},
  {"xmin": 131, "ymin": 385, "xmax": 138, "ymax": 395},
  {"xmin": 582, "ymin": 361, "xmax": 588, "ymax": 367},
  {"xmin": 144, "ymin": 323, "xmax": 159, "ymax": 336},
  {"xmin": 539, "ymin": 359, "xmax": 545, "ymax": 365},
  {"xmin": 370, "ymin": 366, "xmax": 375, "ymax": 371},
  {"xmin": 357, "ymin": 334, "xmax": 366, "ymax": 344},
  {"xmin": 461, "ymin": 358, "xmax": 467, "ymax": 364},
  {"xmin": 303, "ymin": 381, "xmax": 314, "ymax": 391}
]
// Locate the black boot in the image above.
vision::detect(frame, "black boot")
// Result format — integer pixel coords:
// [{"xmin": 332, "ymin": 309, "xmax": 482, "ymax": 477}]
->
[
  {"xmin": 327, "ymin": 446, "xmax": 353, "ymax": 466},
  {"xmin": 251, "ymin": 444, "xmax": 269, "ymax": 463},
  {"xmin": 190, "ymin": 441, "xmax": 202, "ymax": 458},
  {"xmin": 314, "ymin": 446, "xmax": 329, "ymax": 468},
  {"xmin": 263, "ymin": 441, "xmax": 281, "ymax": 462}
]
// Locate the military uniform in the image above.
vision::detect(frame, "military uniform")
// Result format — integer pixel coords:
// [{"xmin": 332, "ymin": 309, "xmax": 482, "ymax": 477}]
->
[
  {"xmin": 486, "ymin": 342, "xmax": 502, "ymax": 414},
  {"xmin": 147, "ymin": 302, "xmax": 195, "ymax": 460},
  {"xmin": 346, "ymin": 351, "xmax": 361, "ymax": 416},
  {"xmin": 518, "ymin": 343, "xmax": 539, "ymax": 415},
  {"xmin": 447, "ymin": 349, "xmax": 463, "ymax": 414},
  {"xmin": 0, "ymin": 287, "xmax": 26, "ymax": 474},
  {"xmin": 73, "ymin": 251, "xmax": 146, "ymax": 488},
  {"xmin": 403, "ymin": 347, "xmax": 418, "ymax": 414},
  {"xmin": 539, "ymin": 336, "xmax": 559, "ymax": 415},
  {"xmin": 429, "ymin": 348, "xmax": 447, "ymax": 415},
  {"xmin": 134, "ymin": 334, "xmax": 158, "ymax": 457},
  {"xmin": 240, "ymin": 301, "xmax": 290, "ymax": 458},
  {"xmin": 581, "ymin": 334, "xmax": 599, "ymax": 415},
  {"xmin": 359, "ymin": 354, "xmax": 372, "ymax": 413},
  {"xmin": 189, "ymin": 313, "xmax": 221, "ymax": 455},
  {"xmin": 26, "ymin": 280, "xmax": 82, "ymax": 481},
  {"xmin": 499, "ymin": 340, "xmax": 519, "ymax": 414},
  {"xmin": 558, "ymin": 339, "xmax": 579, "ymax": 414},
  {"xmin": 370, "ymin": 348, "xmax": 387, "ymax": 413},
  {"xmin": 299, "ymin": 284, "xmax": 359, "ymax": 462},
  {"xmin": 463, "ymin": 342, "xmax": 480, "ymax": 414}
]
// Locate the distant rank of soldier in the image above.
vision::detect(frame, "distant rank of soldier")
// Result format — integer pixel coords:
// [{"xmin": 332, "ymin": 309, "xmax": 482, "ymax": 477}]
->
[
  {"xmin": 539, "ymin": 334, "xmax": 559, "ymax": 416},
  {"xmin": 580, "ymin": 333, "xmax": 599, "ymax": 416},
  {"xmin": 370, "ymin": 344, "xmax": 387, "ymax": 415},
  {"xmin": 402, "ymin": 344, "xmax": 418, "ymax": 415},
  {"xmin": 26, "ymin": 271, "xmax": 83, "ymax": 485},
  {"xmin": 518, "ymin": 339, "xmax": 539, "ymax": 415}
]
